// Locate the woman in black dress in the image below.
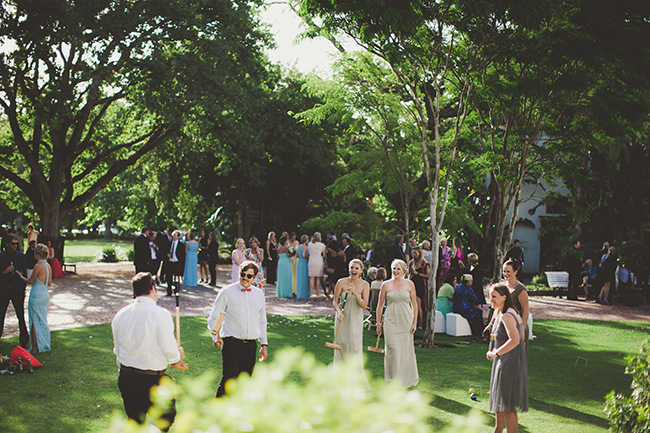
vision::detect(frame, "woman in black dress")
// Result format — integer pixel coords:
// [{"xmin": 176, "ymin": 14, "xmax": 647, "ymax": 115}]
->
[
  {"xmin": 409, "ymin": 246, "xmax": 429, "ymax": 329},
  {"xmin": 325, "ymin": 239, "xmax": 346, "ymax": 298},
  {"xmin": 198, "ymin": 229, "xmax": 210, "ymax": 283},
  {"xmin": 265, "ymin": 231, "xmax": 277, "ymax": 285},
  {"xmin": 207, "ymin": 231, "xmax": 219, "ymax": 286}
]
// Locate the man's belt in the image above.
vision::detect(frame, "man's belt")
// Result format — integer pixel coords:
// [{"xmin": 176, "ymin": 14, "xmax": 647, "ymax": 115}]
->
[
  {"xmin": 120, "ymin": 364, "xmax": 166, "ymax": 376},
  {"xmin": 223, "ymin": 336, "xmax": 257, "ymax": 344}
]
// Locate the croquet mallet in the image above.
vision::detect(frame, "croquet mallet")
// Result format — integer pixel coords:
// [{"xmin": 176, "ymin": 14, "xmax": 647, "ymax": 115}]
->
[
  {"xmin": 210, "ymin": 311, "xmax": 226, "ymax": 345},
  {"xmin": 325, "ymin": 315, "xmax": 342, "ymax": 350},
  {"xmin": 171, "ymin": 283, "xmax": 189, "ymax": 370},
  {"xmin": 367, "ymin": 319, "xmax": 384, "ymax": 354}
]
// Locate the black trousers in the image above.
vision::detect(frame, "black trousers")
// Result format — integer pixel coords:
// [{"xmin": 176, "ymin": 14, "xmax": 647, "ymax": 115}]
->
[
  {"xmin": 208, "ymin": 259, "xmax": 218, "ymax": 285},
  {"xmin": 118, "ymin": 369, "xmax": 176, "ymax": 431},
  {"xmin": 217, "ymin": 337, "xmax": 258, "ymax": 397},
  {"xmin": 0, "ymin": 289, "xmax": 29, "ymax": 347}
]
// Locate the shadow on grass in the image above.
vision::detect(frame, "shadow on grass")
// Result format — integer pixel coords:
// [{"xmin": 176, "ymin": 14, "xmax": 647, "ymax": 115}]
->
[{"xmin": 529, "ymin": 397, "xmax": 609, "ymax": 429}]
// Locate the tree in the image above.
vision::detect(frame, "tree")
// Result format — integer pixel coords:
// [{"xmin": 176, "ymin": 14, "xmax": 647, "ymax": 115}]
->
[
  {"xmin": 457, "ymin": 0, "xmax": 650, "ymax": 279},
  {"xmin": 0, "ymin": 0, "xmax": 270, "ymax": 237},
  {"xmin": 300, "ymin": 51, "xmax": 427, "ymax": 238},
  {"xmin": 297, "ymin": 0, "xmax": 491, "ymax": 347}
]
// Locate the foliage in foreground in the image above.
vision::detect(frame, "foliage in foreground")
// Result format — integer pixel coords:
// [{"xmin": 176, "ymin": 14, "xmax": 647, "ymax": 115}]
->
[
  {"xmin": 606, "ymin": 340, "xmax": 650, "ymax": 433},
  {"xmin": 112, "ymin": 348, "xmax": 485, "ymax": 433}
]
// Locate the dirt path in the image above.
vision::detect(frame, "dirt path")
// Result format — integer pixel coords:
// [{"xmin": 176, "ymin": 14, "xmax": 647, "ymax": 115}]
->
[{"xmin": 2, "ymin": 262, "xmax": 648, "ymax": 338}]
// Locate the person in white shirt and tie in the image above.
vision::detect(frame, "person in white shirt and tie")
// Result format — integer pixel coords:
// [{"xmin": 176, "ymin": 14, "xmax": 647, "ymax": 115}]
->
[
  {"xmin": 207, "ymin": 260, "xmax": 268, "ymax": 397},
  {"xmin": 165, "ymin": 231, "xmax": 185, "ymax": 296}
]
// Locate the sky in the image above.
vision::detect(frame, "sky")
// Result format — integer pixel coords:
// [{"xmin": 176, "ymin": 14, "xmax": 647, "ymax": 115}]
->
[{"xmin": 260, "ymin": 2, "xmax": 360, "ymax": 76}]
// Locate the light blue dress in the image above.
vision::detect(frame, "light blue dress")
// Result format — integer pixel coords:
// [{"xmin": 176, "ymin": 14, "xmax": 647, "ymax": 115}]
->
[
  {"xmin": 28, "ymin": 260, "xmax": 50, "ymax": 353},
  {"xmin": 297, "ymin": 246, "xmax": 310, "ymax": 300},
  {"xmin": 184, "ymin": 241, "xmax": 198, "ymax": 287},
  {"xmin": 277, "ymin": 252, "xmax": 293, "ymax": 298}
]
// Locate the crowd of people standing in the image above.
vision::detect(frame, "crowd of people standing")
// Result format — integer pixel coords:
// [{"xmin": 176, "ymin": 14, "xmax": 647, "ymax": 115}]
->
[{"xmin": 133, "ymin": 226, "xmax": 220, "ymax": 295}]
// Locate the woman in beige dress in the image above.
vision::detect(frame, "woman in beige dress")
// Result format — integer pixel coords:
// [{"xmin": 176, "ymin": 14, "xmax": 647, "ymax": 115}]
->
[
  {"xmin": 377, "ymin": 259, "xmax": 419, "ymax": 388},
  {"xmin": 332, "ymin": 259, "xmax": 370, "ymax": 389}
]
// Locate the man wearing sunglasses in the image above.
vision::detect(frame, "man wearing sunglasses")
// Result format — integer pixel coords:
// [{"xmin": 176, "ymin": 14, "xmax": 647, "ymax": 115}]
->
[
  {"xmin": 207, "ymin": 260, "xmax": 268, "ymax": 397},
  {"xmin": 0, "ymin": 234, "xmax": 29, "ymax": 347}
]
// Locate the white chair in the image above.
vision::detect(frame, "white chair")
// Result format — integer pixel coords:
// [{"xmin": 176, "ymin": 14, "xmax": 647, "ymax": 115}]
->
[
  {"xmin": 446, "ymin": 312, "xmax": 472, "ymax": 337},
  {"xmin": 434, "ymin": 310, "xmax": 446, "ymax": 333},
  {"xmin": 527, "ymin": 313, "xmax": 535, "ymax": 340}
]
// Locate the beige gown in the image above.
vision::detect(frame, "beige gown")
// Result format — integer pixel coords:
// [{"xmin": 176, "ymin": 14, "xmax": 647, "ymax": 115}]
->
[
  {"xmin": 384, "ymin": 290, "xmax": 419, "ymax": 388},
  {"xmin": 333, "ymin": 292, "xmax": 371, "ymax": 390}
]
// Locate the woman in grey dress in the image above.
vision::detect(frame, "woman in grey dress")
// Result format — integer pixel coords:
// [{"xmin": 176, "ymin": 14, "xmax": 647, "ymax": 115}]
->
[
  {"xmin": 377, "ymin": 259, "xmax": 419, "ymax": 388},
  {"xmin": 332, "ymin": 258, "xmax": 371, "ymax": 390},
  {"xmin": 486, "ymin": 283, "xmax": 528, "ymax": 433}
]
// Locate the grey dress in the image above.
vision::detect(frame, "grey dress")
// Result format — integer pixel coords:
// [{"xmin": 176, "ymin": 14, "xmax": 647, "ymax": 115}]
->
[
  {"xmin": 510, "ymin": 283, "xmax": 529, "ymax": 359},
  {"xmin": 333, "ymin": 292, "xmax": 370, "ymax": 390},
  {"xmin": 488, "ymin": 310, "xmax": 529, "ymax": 413},
  {"xmin": 384, "ymin": 291, "xmax": 419, "ymax": 388}
]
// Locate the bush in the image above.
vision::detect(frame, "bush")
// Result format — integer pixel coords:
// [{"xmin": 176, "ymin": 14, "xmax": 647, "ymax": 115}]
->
[
  {"xmin": 126, "ymin": 248, "xmax": 135, "ymax": 262},
  {"xmin": 113, "ymin": 348, "xmax": 485, "ymax": 433},
  {"xmin": 531, "ymin": 273, "xmax": 548, "ymax": 287},
  {"xmin": 605, "ymin": 340, "xmax": 650, "ymax": 432},
  {"xmin": 100, "ymin": 247, "xmax": 118, "ymax": 263}
]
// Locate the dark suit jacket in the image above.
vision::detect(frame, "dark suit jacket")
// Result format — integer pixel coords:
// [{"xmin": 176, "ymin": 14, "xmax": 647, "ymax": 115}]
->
[
  {"xmin": 167, "ymin": 240, "xmax": 186, "ymax": 275},
  {"xmin": 134, "ymin": 233, "xmax": 151, "ymax": 272},
  {"xmin": 0, "ymin": 250, "xmax": 27, "ymax": 294},
  {"xmin": 156, "ymin": 231, "xmax": 171, "ymax": 259},
  {"xmin": 386, "ymin": 243, "xmax": 404, "ymax": 264}
]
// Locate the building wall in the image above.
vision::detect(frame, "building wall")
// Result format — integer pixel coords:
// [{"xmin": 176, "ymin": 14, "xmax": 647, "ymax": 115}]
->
[{"xmin": 505, "ymin": 179, "xmax": 569, "ymax": 274}]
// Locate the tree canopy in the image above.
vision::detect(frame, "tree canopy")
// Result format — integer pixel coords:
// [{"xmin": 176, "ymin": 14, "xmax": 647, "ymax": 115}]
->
[{"xmin": 0, "ymin": 0, "xmax": 270, "ymax": 236}]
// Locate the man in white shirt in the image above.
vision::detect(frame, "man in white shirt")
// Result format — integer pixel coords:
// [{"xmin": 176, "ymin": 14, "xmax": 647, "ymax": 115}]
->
[
  {"xmin": 112, "ymin": 272, "xmax": 184, "ymax": 430},
  {"xmin": 207, "ymin": 260, "xmax": 268, "ymax": 397}
]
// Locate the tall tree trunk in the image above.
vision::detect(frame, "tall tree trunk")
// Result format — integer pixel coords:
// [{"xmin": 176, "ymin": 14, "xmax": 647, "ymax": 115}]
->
[{"xmin": 104, "ymin": 217, "xmax": 112, "ymax": 240}]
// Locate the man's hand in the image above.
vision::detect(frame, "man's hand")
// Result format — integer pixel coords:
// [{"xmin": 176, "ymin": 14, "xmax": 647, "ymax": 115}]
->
[
  {"xmin": 213, "ymin": 339, "xmax": 223, "ymax": 348},
  {"xmin": 259, "ymin": 345, "xmax": 268, "ymax": 362}
]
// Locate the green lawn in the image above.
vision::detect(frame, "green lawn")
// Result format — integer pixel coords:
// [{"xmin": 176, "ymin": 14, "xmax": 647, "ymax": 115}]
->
[
  {"xmin": 0, "ymin": 317, "xmax": 647, "ymax": 432},
  {"xmin": 62, "ymin": 239, "xmax": 133, "ymax": 263}
]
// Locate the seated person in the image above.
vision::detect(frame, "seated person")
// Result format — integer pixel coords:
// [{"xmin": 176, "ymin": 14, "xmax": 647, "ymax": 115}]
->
[
  {"xmin": 580, "ymin": 259, "xmax": 597, "ymax": 299},
  {"xmin": 436, "ymin": 274, "xmax": 456, "ymax": 318},
  {"xmin": 452, "ymin": 274, "xmax": 484, "ymax": 338}
]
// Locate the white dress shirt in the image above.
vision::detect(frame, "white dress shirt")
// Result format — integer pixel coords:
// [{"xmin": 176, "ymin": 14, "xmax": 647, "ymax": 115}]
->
[
  {"xmin": 207, "ymin": 282, "xmax": 268, "ymax": 345},
  {"xmin": 112, "ymin": 297, "xmax": 181, "ymax": 370},
  {"xmin": 169, "ymin": 240, "xmax": 179, "ymax": 262}
]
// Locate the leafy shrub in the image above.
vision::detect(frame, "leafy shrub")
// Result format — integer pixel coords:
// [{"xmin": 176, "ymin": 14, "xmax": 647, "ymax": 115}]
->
[
  {"xmin": 127, "ymin": 248, "xmax": 135, "ymax": 262},
  {"xmin": 531, "ymin": 273, "xmax": 548, "ymax": 287},
  {"xmin": 114, "ymin": 348, "xmax": 485, "ymax": 432},
  {"xmin": 605, "ymin": 340, "xmax": 650, "ymax": 432},
  {"xmin": 100, "ymin": 247, "xmax": 118, "ymax": 263}
]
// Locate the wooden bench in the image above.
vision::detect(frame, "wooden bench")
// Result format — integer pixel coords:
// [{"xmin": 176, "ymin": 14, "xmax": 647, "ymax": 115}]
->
[{"xmin": 545, "ymin": 271, "xmax": 569, "ymax": 298}]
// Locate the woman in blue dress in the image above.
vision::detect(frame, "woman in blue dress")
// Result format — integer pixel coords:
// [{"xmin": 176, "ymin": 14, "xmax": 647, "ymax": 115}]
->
[
  {"xmin": 18, "ymin": 243, "xmax": 51, "ymax": 354},
  {"xmin": 276, "ymin": 235, "xmax": 293, "ymax": 298},
  {"xmin": 184, "ymin": 232, "xmax": 199, "ymax": 287},
  {"xmin": 296, "ymin": 235, "xmax": 310, "ymax": 300}
]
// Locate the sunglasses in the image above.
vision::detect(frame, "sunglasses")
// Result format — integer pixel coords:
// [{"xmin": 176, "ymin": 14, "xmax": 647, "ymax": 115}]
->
[
  {"xmin": 240, "ymin": 272, "xmax": 255, "ymax": 280},
  {"xmin": 10, "ymin": 242, "xmax": 19, "ymax": 246}
]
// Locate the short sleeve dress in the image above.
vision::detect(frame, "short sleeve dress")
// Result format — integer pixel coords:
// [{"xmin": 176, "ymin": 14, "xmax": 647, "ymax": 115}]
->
[
  {"xmin": 307, "ymin": 242, "xmax": 326, "ymax": 277},
  {"xmin": 488, "ymin": 310, "xmax": 529, "ymax": 414}
]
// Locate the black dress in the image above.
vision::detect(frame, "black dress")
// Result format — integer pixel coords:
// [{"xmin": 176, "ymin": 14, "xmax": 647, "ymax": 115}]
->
[
  {"xmin": 410, "ymin": 261, "xmax": 429, "ymax": 323},
  {"xmin": 198, "ymin": 237, "xmax": 209, "ymax": 262},
  {"xmin": 266, "ymin": 241, "xmax": 277, "ymax": 284}
]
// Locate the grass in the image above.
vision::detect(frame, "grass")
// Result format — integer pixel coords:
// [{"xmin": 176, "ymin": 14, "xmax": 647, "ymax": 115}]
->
[
  {"xmin": 62, "ymin": 239, "xmax": 133, "ymax": 263},
  {"xmin": 0, "ymin": 317, "xmax": 648, "ymax": 433}
]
